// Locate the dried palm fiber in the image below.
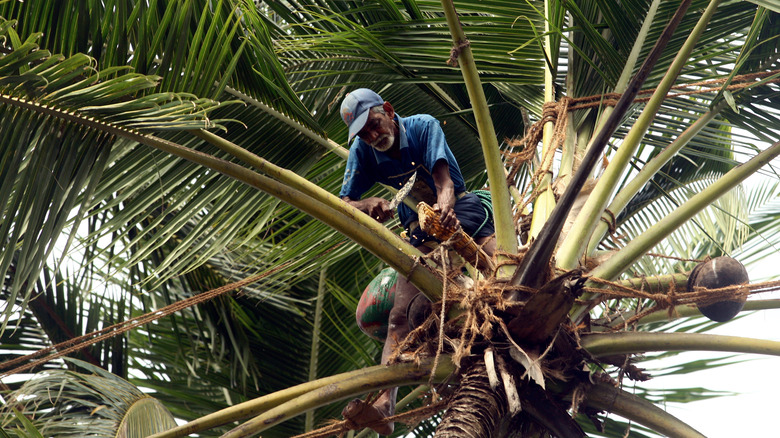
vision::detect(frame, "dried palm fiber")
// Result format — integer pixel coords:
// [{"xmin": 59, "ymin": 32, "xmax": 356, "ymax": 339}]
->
[
  {"xmin": 391, "ymin": 273, "xmax": 526, "ymax": 369},
  {"xmin": 417, "ymin": 201, "xmax": 495, "ymax": 275}
]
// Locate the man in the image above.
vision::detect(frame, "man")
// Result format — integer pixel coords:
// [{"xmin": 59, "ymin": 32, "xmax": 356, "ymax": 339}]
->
[{"xmin": 339, "ymin": 88, "xmax": 495, "ymax": 435}]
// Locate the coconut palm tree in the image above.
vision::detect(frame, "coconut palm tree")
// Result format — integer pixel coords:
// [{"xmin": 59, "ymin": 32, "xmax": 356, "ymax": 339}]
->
[{"xmin": 0, "ymin": 0, "xmax": 779, "ymax": 437}]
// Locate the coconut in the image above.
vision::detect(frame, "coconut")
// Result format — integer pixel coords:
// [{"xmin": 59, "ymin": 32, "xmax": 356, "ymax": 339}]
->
[{"xmin": 687, "ymin": 256, "xmax": 749, "ymax": 322}]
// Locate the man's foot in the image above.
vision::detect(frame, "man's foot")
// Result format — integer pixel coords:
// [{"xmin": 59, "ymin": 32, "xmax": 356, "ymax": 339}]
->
[{"xmin": 341, "ymin": 398, "xmax": 394, "ymax": 436}]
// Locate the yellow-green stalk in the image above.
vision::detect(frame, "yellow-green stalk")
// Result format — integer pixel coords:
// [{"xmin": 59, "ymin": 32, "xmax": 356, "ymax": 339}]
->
[
  {"xmin": 584, "ymin": 383, "xmax": 706, "ymax": 438},
  {"xmin": 582, "ymin": 331, "xmax": 780, "ymax": 358}
]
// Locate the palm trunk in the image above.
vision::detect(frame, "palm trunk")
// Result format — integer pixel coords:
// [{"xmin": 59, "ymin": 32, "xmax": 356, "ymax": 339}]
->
[
  {"xmin": 435, "ymin": 355, "xmax": 585, "ymax": 438},
  {"xmin": 435, "ymin": 359, "xmax": 506, "ymax": 438}
]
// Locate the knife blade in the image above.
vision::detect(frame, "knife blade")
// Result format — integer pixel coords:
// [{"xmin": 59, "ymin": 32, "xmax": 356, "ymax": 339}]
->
[{"xmin": 388, "ymin": 171, "xmax": 417, "ymax": 210}]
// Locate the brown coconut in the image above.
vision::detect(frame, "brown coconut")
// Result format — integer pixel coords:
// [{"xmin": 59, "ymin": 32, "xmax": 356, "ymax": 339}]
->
[{"xmin": 687, "ymin": 256, "xmax": 749, "ymax": 322}]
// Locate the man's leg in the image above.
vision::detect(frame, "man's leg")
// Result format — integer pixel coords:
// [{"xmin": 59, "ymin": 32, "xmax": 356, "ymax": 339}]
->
[
  {"xmin": 476, "ymin": 234, "xmax": 496, "ymax": 258},
  {"xmin": 342, "ymin": 248, "xmax": 430, "ymax": 435}
]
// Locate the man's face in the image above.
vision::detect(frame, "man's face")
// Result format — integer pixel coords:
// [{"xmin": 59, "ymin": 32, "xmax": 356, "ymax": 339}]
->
[{"xmin": 358, "ymin": 110, "xmax": 395, "ymax": 152}]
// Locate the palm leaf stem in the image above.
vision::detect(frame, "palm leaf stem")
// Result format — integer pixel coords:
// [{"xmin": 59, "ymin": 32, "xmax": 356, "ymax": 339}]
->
[
  {"xmin": 223, "ymin": 359, "xmax": 454, "ymax": 438},
  {"xmin": 147, "ymin": 360, "xmax": 448, "ymax": 438},
  {"xmin": 576, "ymin": 140, "xmax": 780, "ymax": 321},
  {"xmin": 353, "ymin": 384, "xmax": 430, "ymax": 438},
  {"xmin": 585, "ymin": 101, "xmax": 728, "ymax": 255},
  {"xmin": 180, "ymin": 356, "xmax": 455, "ymax": 438},
  {"xmin": 556, "ymin": 0, "xmax": 721, "ymax": 271},
  {"xmin": 509, "ymin": 0, "xmax": 695, "ymax": 290},
  {"xmin": 224, "ymin": 85, "xmax": 345, "ymax": 159},
  {"xmin": 583, "ymin": 382, "xmax": 706, "ymax": 438},
  {"xmin": 305, "ymin": 267, "xmax": 327, "ymax": 432},
  {"xmin": 439, "ymin": 0, "xmax": 517, "ymax": 268},
  {"xmin": 190, "ymin": 129, "xmax": 444, "ymax": 300},
  {"xmin": 581, "ymin": 331, "xmax": 780, "ymax": 358},
  {"xmin": 588, "ymin": 0, "xmax": 663, "ymax": 144}
]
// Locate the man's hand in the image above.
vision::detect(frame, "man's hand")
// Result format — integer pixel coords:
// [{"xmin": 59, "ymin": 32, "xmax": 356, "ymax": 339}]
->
[
  {"xmin": 434, "ymin": 201, "xmax": 459, "ymax": 230},
  {"xmin": 344, "ymin": 196, "xmax": 394, "ymax": 223}
]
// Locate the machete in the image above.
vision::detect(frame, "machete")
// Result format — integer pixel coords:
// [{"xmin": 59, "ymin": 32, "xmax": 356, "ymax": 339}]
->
[{"xmin": 388, "ymin": 171, "xmax": 417, "ymax": 210}]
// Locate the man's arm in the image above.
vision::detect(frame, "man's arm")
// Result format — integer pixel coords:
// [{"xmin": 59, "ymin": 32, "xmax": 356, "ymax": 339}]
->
[
  {"xmin": 342, "ymin": 196, "xmax": 394, "ymax": 223},
  {"xmin": 432, "ymin": 160, "xmax": 459, "ymax": 229}
]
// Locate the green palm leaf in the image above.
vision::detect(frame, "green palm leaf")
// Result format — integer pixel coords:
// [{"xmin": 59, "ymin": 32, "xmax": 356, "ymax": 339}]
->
[{"xmin": 1, "ymin": 359, "xmax": 176, "ymax": 437}]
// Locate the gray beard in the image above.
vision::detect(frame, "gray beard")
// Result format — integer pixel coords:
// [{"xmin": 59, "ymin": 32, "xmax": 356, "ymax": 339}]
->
[{"xmin": 370, "ymin": 134, "xmax": 394, "ymax": 152}]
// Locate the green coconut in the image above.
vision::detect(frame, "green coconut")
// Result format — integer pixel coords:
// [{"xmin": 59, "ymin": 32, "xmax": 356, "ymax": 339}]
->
[{"xmin": 687, "ymin": 256, "xmax": 749, "ymax": 322}]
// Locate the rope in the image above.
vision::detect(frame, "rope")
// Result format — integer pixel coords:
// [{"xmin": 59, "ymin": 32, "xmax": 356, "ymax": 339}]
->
[
  {"xmin": 501, "ymin": 69, "xmax": 780, "ymax": 221},
  {"xmin": 584, "ymin": 276, "xmax": 780, "ymax": 331},
  {"xmin": 429, "ymin": 245, "xmax": 450, "ymax": 392},
  {"xmin": 290, "ymin": 398, "xmax": 449, "ymax": 438},
  {"xmin": 447, "ymin": 39, "xmax": 471, "ymax": 67},
  {"xmin": 472, "ymin": 189, "xmax": 493, "ymax": 236},
  {"xmin": 567, "ymin": 69, "xmax": 780, "ymax": 111},
  {"xmin": 0, "ymin": 243, "xmax": 344, "ymax": 379},
  {"xmin": 504, "ymin": 98, "xmax": 569, "ymax": 223}
]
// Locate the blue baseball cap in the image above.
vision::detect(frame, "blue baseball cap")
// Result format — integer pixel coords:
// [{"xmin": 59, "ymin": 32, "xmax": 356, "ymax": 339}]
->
[{"xmin": 340, "ymin": 88, "xmax": 385, "ymax": 141}]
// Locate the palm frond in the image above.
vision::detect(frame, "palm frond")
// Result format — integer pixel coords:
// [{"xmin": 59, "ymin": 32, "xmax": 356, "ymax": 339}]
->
[{"xmin": 0, "ymin": 359, "xmax": 176, "ymax": 437}]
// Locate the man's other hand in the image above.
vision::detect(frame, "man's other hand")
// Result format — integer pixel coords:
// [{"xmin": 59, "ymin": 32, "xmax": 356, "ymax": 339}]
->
[{"xmin": 344, "ymin": 196, "xmax": 394, "ymax": 223}]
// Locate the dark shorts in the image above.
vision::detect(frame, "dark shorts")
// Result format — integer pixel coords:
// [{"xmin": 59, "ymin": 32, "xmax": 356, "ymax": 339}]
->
[{"xmin": 406, "ymin": 192, "xmax": 495, "ymax": 247}]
